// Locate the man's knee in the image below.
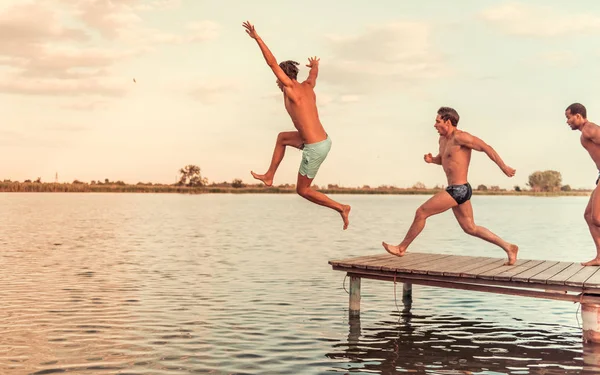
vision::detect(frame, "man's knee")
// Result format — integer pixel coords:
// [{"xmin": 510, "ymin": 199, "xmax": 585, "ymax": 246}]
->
[
  {"xmin": 277, "ymin": 132, "xmax": 288, "ymax": 144},
  {"xmin": 592, "ymin": 214, "xmax": 600, "ymax": 227},
  {"xmin": 296, "ymin": 185, "xmax": 309, "ymax": 197},
  {"xmin": 415, "ymin": 206, "xmax": 430, "ymax": 220},
  {"xmin": 461, "ymin": 223, "xmax": 478, "ymax": 236}
]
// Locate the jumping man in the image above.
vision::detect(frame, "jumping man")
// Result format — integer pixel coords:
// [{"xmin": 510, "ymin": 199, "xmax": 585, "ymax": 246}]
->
[{"xmin": 242, "ymin": 21, "xmax": 351, "ymax": 230}]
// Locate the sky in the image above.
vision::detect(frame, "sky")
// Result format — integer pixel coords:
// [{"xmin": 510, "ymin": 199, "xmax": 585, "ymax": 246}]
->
[{"xmin": 2, "ymin": 0, "xmax": 600, "ymax": 189}]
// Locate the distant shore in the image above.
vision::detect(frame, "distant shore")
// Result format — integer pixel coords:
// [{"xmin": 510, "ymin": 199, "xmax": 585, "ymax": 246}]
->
[{"xmin": 0, "ymin": 181, "xmax": 591, "ymax": 196}]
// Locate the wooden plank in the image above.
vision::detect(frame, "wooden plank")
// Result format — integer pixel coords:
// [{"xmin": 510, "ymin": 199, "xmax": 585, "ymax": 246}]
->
[
  {"xmin": 527, "ymin": 262, "xmax": 574, "ymax": 284},
  {"xmin": 329, "ymin": 254, "xmax": 389, "ymax": 267},
  {"xmin": 511, "ymin": 261, "xmax": 560, "ymax": 282},
  {"xmin": 407, "ymin": 255, "xmax": 483, "ymax": 275},
  {"xmin": 345, "ymin": 271, "xmax": 600, "ymax": 304},
  {"xmin": 547, "ymin": 263, "xmax": 586, "ymax": 285},
  {"xmin": 333, "ymin": 264, "xmax": 587, "ymax": 294},
  {"xmin": 477, "ymin": 259, "xmax": 533, "ymax": 280},
  {"xmin": 425, "ymin": 256, "xmax": 490, "ymax": 276},
  {"xmin": 461, "ymin": 259, "xmax": 508, "ymax": 278},
  {"xmin": 379, "ymin": 253, "xmax": 454, "ymax": 273},
  {"xmin": 352, "ymin": 255, "xmax": 402, "ymax": 269},
  {"xmin": 443, "ymin": 257, "xmax": 501, "ymax": 277},
  {"xmin": 492, "ymin": 260, "xmax": 547, "ymax": 281},
  {"xmin": 584, "ymin": 267, "xmax": 600, "ymax": 288},
  {"xmin": 565, "ymin": 266, "xmax": 600, "ymax": 287}
]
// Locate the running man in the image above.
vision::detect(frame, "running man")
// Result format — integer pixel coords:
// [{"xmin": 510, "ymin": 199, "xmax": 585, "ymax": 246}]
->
[
  {"xmin": 382, "ymin": 107, "xmax": 519, "ymax": 265},
  {"xmin": 565, "ymin": 103, "xmax": 600, "ymax": 266},
  {"xmin": 242, "ymin": 21, "xmax": 351, "ymax": 230}
]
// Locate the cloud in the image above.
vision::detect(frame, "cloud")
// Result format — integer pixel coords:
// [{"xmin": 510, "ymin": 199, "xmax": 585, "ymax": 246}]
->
[
  {"xmin": 188, "ymin": 80, "xmax": 238, "ymax": 103},
  {"xmin": 0, "ymin": 1, "xmax": 218, "ymax": 98},
  {"xmin": 480, "ymin": 3, "xmax": 600, "ymax": 37},
  {"xmin": 60, "ymin": 100, "xmax": 109, "ymax": 111},
  {"xmin": 45, "ymin": 123, "xmax": 88, "ymax": 132},
  {"xmin": 535, "ymin": 52, "xmax": 578, "ymax": 68},
  {"xmin": 320, "ymin": 22, "xmax": 450, "ymax": 93}
]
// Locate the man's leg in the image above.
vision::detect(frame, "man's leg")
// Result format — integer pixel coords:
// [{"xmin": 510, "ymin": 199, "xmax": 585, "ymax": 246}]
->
[
  {"xmin": 382, "ymin": 190, "xmax": 457, "ymax": 257},
  {"xmin": 582, "ymin": 186, "xmax": 600, "ymax": 266},
  {"xmin": 251, "ymin": 131, "xmax": 304, "ymax": 186},
  {"xmin": 452, "ymin": 200, "xmax": 519, "ymax": 266},
  {"xmin": 296, "ymin": 173, "xmax": 351, "ymax": 230}
]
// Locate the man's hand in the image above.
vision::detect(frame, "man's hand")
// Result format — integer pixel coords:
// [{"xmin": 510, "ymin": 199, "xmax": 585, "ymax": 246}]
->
[
  {"xmin": 424, "ymin": 153, "xmax": 434, "ymax": 163},
  {"xmin": 502, "ymin": 165, "xmax": 516, "ymax": 177},
  {"xmin": 242, "ymin": 21, "xmax": 258, "ymax": 39},
  {"xmin": 306, "ymin": 56, "xmax": 320, "ymax": 68}
]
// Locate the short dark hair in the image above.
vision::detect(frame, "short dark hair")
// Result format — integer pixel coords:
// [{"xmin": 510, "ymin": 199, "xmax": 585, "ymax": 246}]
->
[
  {"xmin": 566, "ymin": 103, "xmax": 587, "ymax": 118},
  {"xmin": 437, "ymin": 106, "xmax": 460, "ymax": 127},
  {"xmin": 279, "ymin": 60, "xmax": 299, "ymax": 80}
]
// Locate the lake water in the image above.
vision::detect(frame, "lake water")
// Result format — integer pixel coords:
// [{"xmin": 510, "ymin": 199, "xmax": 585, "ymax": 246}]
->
[{"xmin": 1, "ymin": 193, "xmax": 599, "ymax": 374}]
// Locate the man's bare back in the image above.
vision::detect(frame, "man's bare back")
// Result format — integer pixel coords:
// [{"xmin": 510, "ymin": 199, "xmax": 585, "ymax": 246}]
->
[
  {"xmin": 579, "ymin": 121, "xmax": 600, "ymax": 170},
  {"xmin": 282, "ymin": 82, "xmax": 327, "ymax": 145}
]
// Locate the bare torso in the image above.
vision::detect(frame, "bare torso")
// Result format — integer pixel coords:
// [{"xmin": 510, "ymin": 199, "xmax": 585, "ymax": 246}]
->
[
  {"xmin": 283, "ymin": 82, "xmax": 327, "ymax": 144},
  {"xmin": 581, "ymin": 122, "xmax": 600, "ymax": 171},
  {"xmin": 439, "ymin": 130, "xmax": 472, "ymax": 186}
]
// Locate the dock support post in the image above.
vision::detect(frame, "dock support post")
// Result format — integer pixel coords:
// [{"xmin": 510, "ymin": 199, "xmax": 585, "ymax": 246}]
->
[
  {"xmin": 402, "ymin": 283, "xmax": 412, "ymax": 304},
  {"xmin": 349, "ymin": 275, "xmax": 361, "ymax": 318},
  {"xmin": 581, "ymin": 302, "xmax": 600, "ymax": 344}
]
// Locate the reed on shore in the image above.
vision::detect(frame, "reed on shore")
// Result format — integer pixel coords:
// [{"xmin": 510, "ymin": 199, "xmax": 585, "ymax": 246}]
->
[{"xmin": 0, "ymin": 181, "xmax": 591, "ymax": 196}]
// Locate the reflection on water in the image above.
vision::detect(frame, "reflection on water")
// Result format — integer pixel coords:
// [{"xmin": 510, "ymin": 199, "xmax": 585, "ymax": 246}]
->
[
  {"xmin": 0, "ymin": 193, "xmax": 599, "ymax": 374},
  {"xmin": 329, "ymin": 306, "xmax": 596, "ymax": 374}
]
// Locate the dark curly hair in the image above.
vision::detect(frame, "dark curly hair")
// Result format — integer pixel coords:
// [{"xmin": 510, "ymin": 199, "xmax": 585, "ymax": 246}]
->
[{"xmin": 279, "ymin": 60, "xmax": 299, "ymax": 80}]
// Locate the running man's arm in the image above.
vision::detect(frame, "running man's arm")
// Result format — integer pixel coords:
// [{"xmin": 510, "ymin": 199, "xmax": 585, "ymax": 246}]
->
[
  {"xmin": 582, "ymin": 122, "xmax": 600, "ymax": 145},
  {"xmin": 455, "ymin": 132, "xmax": 516, "ymax": 177},
  {"xmin": 304, "ymin": 56, "xmax": 320, "ymax": 87},
  {"xmin": 242, "ymin": 21, "xmax": 293, "ymax": 88},
  {"xmin": 424, "ymin": 153, "xmax": 442, "ymax": 165}
]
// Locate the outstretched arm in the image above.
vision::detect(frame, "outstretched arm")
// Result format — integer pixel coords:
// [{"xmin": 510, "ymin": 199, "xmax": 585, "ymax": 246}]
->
[
  {"xmin": 242, "ymin": 21, "xmax": 293, "ymax": 88},
  {"xmin": 455, "ymin": 132, "xmax": 516, "ymax": 177},
  {"xmin": 304, "ymin": 56, "xmax": 320, "ymax": 87}
]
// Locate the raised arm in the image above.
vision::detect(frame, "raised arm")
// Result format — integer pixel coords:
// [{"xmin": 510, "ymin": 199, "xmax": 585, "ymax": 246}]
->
[
  {"xmin": 242, "ymin": 21, "xmax": 293, "ymax": 88},
  {"xmin": 304, "ymin": 56, "xmax": 320, "ymax": 87},
  {"xmin": 455, "ymin": 131, "xmax": 516, "ymax": 177}
]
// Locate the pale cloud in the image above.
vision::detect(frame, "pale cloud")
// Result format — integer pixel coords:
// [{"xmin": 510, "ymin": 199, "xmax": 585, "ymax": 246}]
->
[
  {"xmin": 188, "ymin": 80, "xmax": 238, "ymax": 103},
  {"xmin": 0, "ymin": 1, "xmax": 219, "ymax": 99},
  {"xmin": 480, "ymin": 3, "xmax": 600, "ymax": 37},
  {"xmin": 60, "ymin": 100, "xmax": 109, "ymax": 111},
  {"xmin": 535, "ymin": 52, "xmax": 578, "ymax": 68},
  {"xmin": 321, "ymin": 22, "xmax": 450, "ymax": 93}
]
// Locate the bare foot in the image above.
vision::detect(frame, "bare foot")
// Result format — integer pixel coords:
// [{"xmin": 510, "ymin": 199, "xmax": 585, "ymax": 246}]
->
[
  {"xmin": 341, "ymin": 205, "xmax": 351, "ymax": 230},
  {"xmin": 382, "ymin": 241, "xmax": 406, "ymax": 257},
  {"xmin": 250, "ymin": 171, "xmax": 273, "ymax": 186},
  {"xmin": 581, "ymin": 258, "xmax": 600, "ymax": 266},
  {"xmin": 504, "ymin": 244, "xmax": 519, "ymax": 266}
]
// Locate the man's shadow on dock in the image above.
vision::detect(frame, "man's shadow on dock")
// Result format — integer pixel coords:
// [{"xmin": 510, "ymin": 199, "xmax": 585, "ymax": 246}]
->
[{"xmin": 328, "ymin": 297, "xmax": 600, "ymax": 374}]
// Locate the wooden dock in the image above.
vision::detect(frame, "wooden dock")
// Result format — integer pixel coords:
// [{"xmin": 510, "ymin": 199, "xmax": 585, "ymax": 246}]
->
[{"xmin": 329, "ymin": 252, "xmax": 600, "ymax": 342}]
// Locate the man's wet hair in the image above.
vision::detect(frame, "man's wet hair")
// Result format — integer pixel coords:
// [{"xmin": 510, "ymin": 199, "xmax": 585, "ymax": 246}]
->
[
  {"xmin": 279, "ymin": 60, "xmax": 299, "ymax": 80},
  {"xmin": 566, "ymin": 103, "xmax": 587, "ymax": 118},
  {"xmin": 438, "ymin": 107, "xmax": 460, "ymax": 127}
]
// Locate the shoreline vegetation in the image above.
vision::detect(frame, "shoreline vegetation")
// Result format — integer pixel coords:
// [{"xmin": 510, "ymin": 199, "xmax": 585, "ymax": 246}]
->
[
  {"xmin": 0, "ymin": 180, "xmax": 591, "ymax": 196},
  {"xmin": 0, "ymin": 167, "xmax": 588, "ymax": 196}
]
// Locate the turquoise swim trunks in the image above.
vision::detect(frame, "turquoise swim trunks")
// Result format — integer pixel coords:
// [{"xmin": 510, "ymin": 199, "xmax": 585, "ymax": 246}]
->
[{"xmin": 299, "ymin": 136, "xmax": 332, "ymax": 179}]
